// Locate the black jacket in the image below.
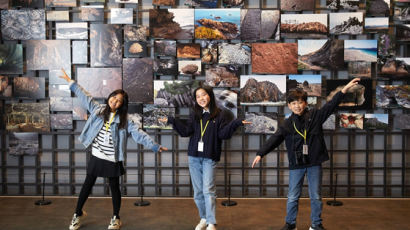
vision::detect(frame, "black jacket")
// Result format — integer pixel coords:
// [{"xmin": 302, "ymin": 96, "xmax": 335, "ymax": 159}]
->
[
  {"xmin": 257, "ymin": 91, "xmax": 345, "ymax": 169},
  {"xmin": 168, "ymin": 110, "xmax": 243, "ymax": 162}
]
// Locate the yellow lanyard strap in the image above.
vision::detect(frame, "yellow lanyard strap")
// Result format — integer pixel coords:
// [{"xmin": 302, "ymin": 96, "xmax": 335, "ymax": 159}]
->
[
  {"xmin": 293, "ymin": 122, "xmax": 307, "ymax": 144},
  {"xmin": 105, "ymin": 112, "xmax": 116, "ymax": 132},
  {"xmin": 200, "ymin": 119, "xmax": 210, "ymax": 140}
]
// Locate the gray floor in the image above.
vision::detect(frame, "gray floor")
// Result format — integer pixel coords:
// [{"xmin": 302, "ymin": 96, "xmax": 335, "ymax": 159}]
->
[{"xmin": 0, "ymin": 197, "xmax": 409, "ymax": 230}]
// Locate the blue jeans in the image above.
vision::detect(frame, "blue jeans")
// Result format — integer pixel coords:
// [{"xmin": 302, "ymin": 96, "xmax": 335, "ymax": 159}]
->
[
  {"xmin": 286, "ymin": 165, "xmax": 322, "ymax": 227},
  {"xmin": 189, "ymin": 156, "xmax": 217, "ymax": 225}
]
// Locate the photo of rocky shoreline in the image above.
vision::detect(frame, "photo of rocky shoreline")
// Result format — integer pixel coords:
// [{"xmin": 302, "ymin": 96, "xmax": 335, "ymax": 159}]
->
[
  {"xmin": 298, "ymin": 39, "xmax": 345, "ymax": 71},
  {"xmin": 8, "ymin": 133, "xmax": 39, "ymax": 156},
  {"xmin": 150, "ymin": 9, "xmax": 194, "ymax": 40},
  {"xmin": 195, "ymin": 9, "xmax": 240, "ymax": 40}
]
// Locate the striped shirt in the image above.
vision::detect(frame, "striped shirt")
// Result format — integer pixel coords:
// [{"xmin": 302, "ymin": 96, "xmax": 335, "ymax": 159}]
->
[{"xmin": 92, "ymin": 113, "xmax": 116, "ymax": 162}]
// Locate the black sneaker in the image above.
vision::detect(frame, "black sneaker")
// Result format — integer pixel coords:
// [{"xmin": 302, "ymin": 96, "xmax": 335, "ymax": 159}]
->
[
  {"xmin": 309, "ymin": 224, "xmax": 326, "ymax": 230},
  {"xmin": 280, "ymin": 223, "xmax": 297, "ymax": 230}
]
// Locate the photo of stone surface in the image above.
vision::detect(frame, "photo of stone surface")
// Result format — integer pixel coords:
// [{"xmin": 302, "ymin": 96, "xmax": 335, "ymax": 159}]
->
[
  {"xmin": 366, "ymin": 0, "xmax": 390, "ymax": 16},
  {"xmin": 260, "ymin": 10, "xmax": 280, "ymax": 40},
  {"xmin": 330, "ymin": 12, "xmax": 363, "ymax": 35},
  {"xmin": 152, "ymin": 0, "xmax": 174, "ymax": 6},
  {"xmin": 13, "ymin": 77, "xmax": 45, "ymax": 99},
  {"xmin": 177, "ymin": 43, "xmax": 200, "ymax": 59},
  {"xmin": 214, "ymin": 89, "xmax": 237, "ymax": 118},
  {"xmin": 378, "ymin": 57, "xmax": 410, "ymax": 79},
  {"xmin": 364, "ymin": 17, "xmax": 389, "ymax": 32},
  {"xmin": 77, "ymin": 68, "xmax": 122, "ymax": 98},
  {"xmin": 205, "ymin": 65, "xmax": 240, "ymax": 87},
  {"xmin": 150, "ymin": 9, "xmax": 194, "ymax": 40},
  {"xmin": 245, "ymin": 112, "xmax": 278, "ymax": 134},
  {"xmin": 124, "ymin": 25, "xmax": 149, "ymax": 42},
  {"xmin": 124, "ymin": 41, "xmax": 147, "ymax": 57},
  {"xmin": 47, "ymin": 10, "xmax": 69, "ymax": 21},
  {"xmin": 252, "ymin": 43, "xmax": 297, "ymax": 74},
  {"xmin": 153, "ymin": 58, "xmax": 178, "ymax": 75},
  {"xmin": 195, "ymin": 9, "xmax": 241, "ymax": 40},
  {"xmin": 218, "ymin": 43, "xmax": 251, "ymax": 65},
  {"xmin": 201, "ymin": 40, "xmax": 218, "ymax": 64},
  {"xmin": 326, "ymin": 79, "xmax": 373, "ymax": 110},
  {"xmin": 327, "ymin": 0, "xmax": 359, "ymax": 10},
  {"xmin": 80, "ymin": 6, "xmax": 104, "ymax": 21},
  {"xmin": 56, "ymin": 22, "xmax": 88, "ymax": 39},
  {"xmin": 143, "ymin": 105, "xmax": 175, "ymax": 129},
  {"xmin": 50, "ymin": 97, "xmax": 72, "ymax": 111},
  {"xmin": 49, "ymin": 84, "xmax": 70, "ymax": 97},
  {"xmin": 222, "ymin": 0, "xmax": 244, "ymax": 7},
  {"xmin": 184, "ymin": 0, "xmax": 217, "ymax": 8},
  {"xmin": 1, "ymin": 10, "xmax": 46, "ymax": 40},
  {"xmin": 322, "ymin": 114, "xmax": 336, "ymax": 130},
  {"xmin": 393, "ymin": 114, "xmax": 410, "ymax": 130},
  {"xmin": 178, "ymin": 60, "xmax": 201, "ymax": 76},
  {"xmin": 8, "ymin": 133, "xmax": 38, "ymax": 156},
  {"xmin": 6, "ymin": 102, "xmax": 50, "ymax": 132},
  {"xmin": 240, "ymin": 75, "xmax": 286, "ymax": 106},
  {"xmin": 49, "ymin": 69, "xmax": 71, "ymax": 85},
  {"xmin": 12, "ymin": 0, "xmax": 44, "ymax": 8},
  {"xmin": 378, "ymin": 33, "xmax": 395, "ymax": 57},
  {"xmin": 348, "ymin": 62, "xmax": 372, "ymax": 78},
  {"xmin": 154, "ymin": 80, "xmax": 200, "ymax": 108},
  {"xmin": 0, "ymin": 0, "xmax": 9, "ymax": 8},
  {"xmin": 123, "ymin": 58, "xmax": 153, "ymax": 104},
  {"xmin": 72, "ymin": 97, "xmax": 87, "ymax": 120},
  {"xmin": 298, "ymin": 39, "xmax": 345, "ymax": 71},
  {"xmin": 281, "ymin": 14, "xmax": 327, "ymax": 39},
  {"xmin": 281, "ymin": 0, "xmax": 315, "ymax": 11},
  {"xmin": 51, "ymin": 114, "xmax": 73, "ymax": 130},
  {"xmin": 339, "ymin": 113, "xmax": 364, "ymax": 129},
  {"xmin": 26, "ymin": 40, "xmax": 71, "ymax": 71},
  {"xmin": 0, "ymin": 75, "xmax": 12, "ymax": 97},
  {"xmin": 90, "ymin": 24, "xmax": 122, "ymax": 67},
  {"xmin": 111, "ymin": 8, "xmax": 133, "ymax": 24},
  {"xmin": 72, "ymin": 41, "xmax": 88, "ymax": 64},
  {"xmin": 376, "ymin": 85, "xmax": 410, "ymax": 109},
  {"xmin": 396, "ymin": 24, "xmax": 410, "ymax": 41},
  {"xmin": 365, "ymin": 114, "xmax": 388, "ymax": 129},
  {"xmin": 287, "ymin": 75, "xmax": 321, "ymax": 97},
  {"xmin": 154, "ymin": 40, "xmax": 176, "ymax": 56},
  {"xmin": 344, "ymin": 40, "xmax": 377, "ymax": 62},
  {"xmin": 128, "ymin": 104, "xmax": 143, "ymax": 129},
  {"xmin": 394, "ymin": 6, "xmax": 410, "ymax": 21},
  {"xmin": 241, "ymin": 9, "xmax": 261, "ymax": 41},
  {"xmin": 45, "ymin": 0, "xmax": 76, "ymax": 7},
  {"xmin": 0, "ymin": 44, "xmax": 23, "ymax": 74}
]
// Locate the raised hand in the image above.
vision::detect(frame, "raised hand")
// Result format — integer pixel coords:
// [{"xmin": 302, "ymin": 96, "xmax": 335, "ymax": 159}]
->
[
  {"xmin": 242, "ymin": 120, "xmax": 252, "ymax": 125},
  {"xmin": 341, "ymin": 78, "xmax": 360, "ymax": 94},
  {"xmin": 59, "ymin": 68, "xmax": 71, "ymax": 83},
  {"xmin": 158, "ymin": 117, "xmax": 168, "ymax": 124},
  {"xmin": 251, "ymin": 155, "xmax": 261, "ymax": 168}
]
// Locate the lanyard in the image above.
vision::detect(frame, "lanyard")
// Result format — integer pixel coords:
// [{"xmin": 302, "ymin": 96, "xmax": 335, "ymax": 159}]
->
[
  {"xmin": 200, "ymin": 119, "xmax": 210, "ymax": 140},
  {"xmin": 293, "ymin": 122, "xmax": 307, "ymax": 144},
  {"xmin": 105, "ymin": 112, "xmax": 116, "ymax": 132}
]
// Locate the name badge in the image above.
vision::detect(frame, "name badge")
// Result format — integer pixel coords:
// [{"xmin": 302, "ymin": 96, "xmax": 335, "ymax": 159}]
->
[
  {"xmin": 104, "ymin": 134, "xmax": 110, "ymax": 145},
  {"xmin": 303, "ymin": 144, "xmax": 308, "ymax": 155},
  {"xmin": 198, "ymin": 141, "xmax": 204, "ymax": 152}
]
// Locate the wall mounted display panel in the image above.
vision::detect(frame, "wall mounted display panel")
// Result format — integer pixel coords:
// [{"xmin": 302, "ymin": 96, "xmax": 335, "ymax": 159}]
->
[
  {"xmin": 178, "ymin": 60, "xmax": 201, "ymax": 76},
  {"xmin": 110, "ymin": 8, "xmax": 133, "ymax": 24},
  {"xmin": 26, "ymin": 40, "xmax": 71, "ymax": 71},
  {"xmin": 214, "ymin": 89, "xmax": 237, "ymax": 118},
  {"xmin": 201, "ymin": 40, "xmax": 218, "ymax": 64},
  {"xmin": 327, "ymin": 0, "xmax": 360, "ymax": 10},
  {"xmin": 143, "ymin": 105, "xmax": 175, "ymax": 129},
  {"xmin": 72, "ymin": 97, "xmax": 88, "ymax": 120},
  {"xmin": 378, "ymin": 57, "xmax": 410, "ymax": 79},
  {"xmin": 149, "ymin": 9, "xmax": 194, "ymax": 40},
  {"xmin": 322, "ymin": 114, "xmax": 336, "ymax": 130},
  {"xmin": 281, "ymin": 0, "xmax": 314, "ymax": 11},
  {"xmin": 329, "ymin": 12, "xmax": 363, "ymax": 35},
  {"xmin": 195, "ymin": 9, "xmax": 240, "ymax": 40},
  {"xmin": 154, "ymin": 80, "xmax": 200, "ymax": 108},
  {"xmin": 205, "ymin": 65, "xmax": 240, "ymax": 88},
  {"xmin": 46, "ymin": 10, "xmax": 69, "ymax": 21},
  {"xmin": 13, "ymin": 77, "xmax": 45, "ymax": 99},
  {"xmin": 281, "ymin": 14, "xmax": 328, "ymax": 39},
  {"xmin": 378, "ymin": 33, "xmax": 396, "ymax": 57},
  {"xmin": 260, "ymin": 10, "xmax": 280, "ymax": 40},
  {"xmin": 364, "ymin": 17, "xmax": 389, "ymax": 32},
  {"xmin": 376, "ymin": 85, "xmax": 410, "ymax": 109},
  {"xmin": 49, "ymin": 84, "xmax": 70, "ymax": 97},
  {"xmin": 8, "ymin": 133, "xmax": 38, "ymax": 156},
  {"xmin": 393, "ymin": 114, "xmax": 410, "ymax": 130},
  {"xmin": 218, "ymin": 43, "xmax": 251, "ymax": 65},
  {"xmin": 49, "ymin": 69, "xmax": 71, "ymax": 85},
  {"xmin": 326, "ymin": 79, "xmax": 373, "ymax": 110},
  {"xmin": 50, "ymin": 114, "xmax": 73, "ymax": 130},
  {"xmin": 364, "ymin": 114, "xmax": 388, "ymax": 129},
  {"xmin": 287, "ymin": 75, "xmax": 321, "ymax": 97},
  {"xmin": 56, "ymin": 23, "xmax": 88, "ymax": 40},
  {"xmin": 124, "ymin": 41, "xmax": 147, "ymax": 57},
  {"xmin": 123, "ymin": 58, "xmax": 153, "ymax": 104},
  {"xmin": 50, "ymin": 97, "xmax": 73, "ymax": 111},
  {"xmin": 339, "ymin": 113, "xmax": 364, "ymax": 129},
  {"xmin": 116, "ymin": 0, "xmax": 138, "ymax": 3},
  {"xmin": 393, "ymin": 6, "xmax": 410, "ymax": 21},
  {"xmin": 348, "ymin": 62, "xmax": 372, "ymax": 78},
  {"xmin": 177, "ymin": 43, "xmax": 200, "ymax": 59},
  {"xmin": 1, "ymin": 10, "xmax": 46, "ymax": 40},
  {"xmin": 12, "ymin": 0, "xmax": 44, "ymax": 8},
  {"xmin": 0, "ymin": 44, "xmax": 23, "ymax": 74},
  {"xmin": 0, "ymin": 0, "xmax": 9, "ymax": 8},
  {"xmin": 154, "ymin": 40, "xmax": 176, "ymax": 56},
  {"xmin": 366, "ymin": 0, "xmax": 390, "ymax": 16},
  {"xmin": 77, "ymin": 68, "xmax": 122, "ymax": 98},
  {"xmin": 153, "ymin": 58, "xmax": 178, "ymax": 75},
  {"xmin": 72, "ymin": 41, "xmax": 88, "ymax": 64},
  {"xmin": 90, "ymin": 24, "xmax": 122, "ymax": 67},
  {"xmin": 240, "ymin": 9, "xmax": 261, "ymax": 41},
  {"xmin": 45, "ymin": 0, "xmax": 76, "ymax": 7},
  {"xmin": 396, "ymin": 24, "xmax": 410, "ymax": 41},
  {"xmin": 0, "ymin": 75, "xmax": 12, "ymax": 97},
  {"xmin": 128, "ymin": 103, "xmax": 143, "ymax": 128},
  {"xmin": 80, "ymin": 6, "xmax": 104, "ymax": 22},
  {"xmin": 245, "ymin": 112, "xmax": 278, "ymax": 134},
  {"xmin": 298, "ymin": 39, "xmax": 345, "ymax": 71},
  {"xmin": 5, "ymin": 102, "xmax": 50, "ymax": 132},
  {"xmin": 344, "ymin": 40, "xmax": 377, "ymax": 62},
  {"xmin": 222, "ymin": 0, "xmax": 244, "ymax": 7},
  {"xmin": 153, "ymin": 0, "xmax": 175, "ymax": 6},
  {"xmin": 184, "ymin": 0, "xmax": 216, "ymax": 8},
  {"xmin": 124, "ymin": 25, "xmax": 148, "ymax": 42},
  {"xmin": 252, "ymin": 43, "xmax": 297, "ymax": 74},
  {"xmin": 240, "ymin": 75, "xmax": 286, "ymax": 106}
]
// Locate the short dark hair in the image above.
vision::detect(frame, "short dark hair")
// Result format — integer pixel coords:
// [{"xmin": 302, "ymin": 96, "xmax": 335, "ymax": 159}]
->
[{"xmin": 287, "ymin": 89, "xmax": 308, "ymax": 103}]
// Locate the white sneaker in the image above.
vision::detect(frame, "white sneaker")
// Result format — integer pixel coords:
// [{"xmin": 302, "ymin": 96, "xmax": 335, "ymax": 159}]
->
[
  {"xmin": 108, "ymin": 215, "xmax": 122, "ymax": 230},
  {"xmin": 206, "ymin": 224, "xmax": 217, "ymax": 230},
  {"xmin": 69, "ymin": 211, "xmax": 87, "ymax": 230},
  {"xmin": 195, "ymin": 218, "xmax": 207, "ymax": 230}
]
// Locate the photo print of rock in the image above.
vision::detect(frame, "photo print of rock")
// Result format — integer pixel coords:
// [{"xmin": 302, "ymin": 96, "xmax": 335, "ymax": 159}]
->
[
  {"xmin": 287, "ymin": 75, "xmax": 322, "ymax": 97},
  {"xmin": 298, "ymin": 39, "xmax": 345, "ymax": 71},
  {"xmin": 252, "ymin": 43, "xmax": 297, "ymax": 74},
  {"xmin": 50, "ymin": 97, "xmax": 72, "ymax": 111},
  {"xmin": 0, "ymin": 0, "xmax": 8, "ymax": 8},
  {"xmin": 49, "ymin": 84, "xmax": 70, "ymax": 97},
  {"xmin": 116, "ymin": 0, "xmax": 138, "ymax": 3},
  {"xmin": 201, "ymin": 40, "xmax": 218, "ymax": 64},
  {"xmin": 260, "ymin": 10, "xmax": 280, "ymax": 40},
  {"xmin": 154, "ymin": 80, "xmax": 200, "ymax": 108},
  {"xmin": 326, "ymin": 79, "xmax": 373, "ymax": 110},
  {"xmin": 155, "ymin": 40, "xmax": 177, "ymax": 56},
  {"xmin": 90, "ymin": 24, "xmax": 122, "ymax": 67},
  {"xmin": 6, "ymin": 102, "xmax": 50, "ymax": 132},
  {"xmin": 128, "ymin": 103, "xmax": 143, "ymax": 129},
  {"xmin": 240, "ymin": 75, "xmax": 286, "ymax": 106},
  {"xmin": 393, "ymin": 114, "xmax": 410, "ymax": 130},
  {"xmin": 348, "ymin": 62, "xmax": 372, "ymax": 78},
  {"xmin": 124, "ymin": 25, "xmax": 149, "ymax": 42},
  {"xmin": 45, "ymin": 0, "xmax": 76, "ymax": 7},
  {"xmin": 0, "ymin": 76, "xmax": 12, "ymax": 97},
  {"xmin": 149, "ymin": 9, "xmax": 194, "ymax": 40},
  {"xmin": 123, "ymin": 58, "xmax": 153, "ymax": 103},
  {"xmin": 245, "ymin": 112, "xmax": 278, "ymax": 134},
  {"xmin": 46, "ymin": 10, "xmax": 69, "ymax": 21},
  {"xmin": 378, "ymin": 33, "xmax": 396, "ymax": 57},
  {"xmin": 214, "ymin": 89, "xmax": 238, "ymax": 118},
  {"xmin": 240, "ymin": 9, "xmax": 261, "ymax": 41},
  {"xmin": 377, "ymin": 57, "xmax": 410, "ymax": 79},
  {"xmin": 322, "ymin": 114, "xmax": 336, "ymax": 130},
  {"xmin": 281, "ymin": 0, "xmax": 315, "ymax": 11},
  {"xmin": 0, "ymin": 44, "xmax": 23, "ymax": 74},
  {"xmin": 281, "ymin": 14, "xmax": 328, "ymax": 39},
  {"xmin": 80, "ymin": 6, "xmax": 104, "ymax": 22},
  {"xmin": 77, "ymin": 67, "xmax": 122, "ymax": 98},
  {"xmin": 25, "ymin": 40, "xmax": 71, "ymax": 71},
  {"xmin": 72, "ymin": 41, "xmax": 88, "ymax": 64},
  {"xmin": 13, "ymin": 77, "xmax": 45, "ymax": 99},
  {"xmin": 1, "ymin": 9, "xmax": 46, "ymax": 40},
  {"xmin": 124, "ymin": 41, "xmax": 147, "ymax": 57},
  {"xmin": 153, "ymin": 58, "xmax": 178, "ymax": 75},
  {"xmin": 339, "ymin": 113, "xmax": 364, "ymax": 129},
  {"xmin": 366, "ymin": 0, "xmax": 390, "ymax": 16},
  {"xmin": 205, "ymin": 65, "xmax": 240, "ymax": 88},
  {"xmin": 329, "ymin": 12, "xmax": 363, "ymax": 35},
  {"xmin": 195, "ymin": 9, "xmax": 241, "ymax": 40},
  {"xmin": 178, "ymin": 60, "xmax": 201, "ymax": 76},
  {"xmin": 143, "ymin": 104, "xmax": 175, "ymax": 129},
  {"xmin": 327, "ymin": 0, "xmax": 360, "ymax": 10},
  {"xmin": 72, "ymin": 98, "xmax": 87, "ymax": 120},
  {"xmin": 8, "ymin": 132, "xmax": 39, "ymax": 156},
  {"xmin": 185, "ymin": 0, "xmax": 217, "ymax": 8},
  {"xmin": 222, "ymin": 0, "xmax": 244, "ymax": 7},
  {"xmin": 395, "ymin": 24, "xmax": 410, "ymax": 41},
  {"xmin": 394, "ymin": 5, "xmax": 410, "ymax": 21},
  {"xmin": 177, "ymin": 43, "xmax": 201, "ymax": 59},
  {"xmin": 218, "ymin": 43, "xmax": 251, "ymax": 65},
  {"xmin": 344, "ymin": 40, "xmax": 377, "ymax": 62},
  {"xmin": 56, "ymin": 22, "xmax": 88, "ymax": 40},
  {"xmin": 50, "ymin": 114, "xmax": 73, "ymax": 130},
  {"xmin": 364, "ymin": 114, "xmax": 389, "ymax": 129},
  {"xmin": 364, "ymin": 17, "xmax": 389, "ymax": 32},
  {"xmin": 49, "ymin": 69, "xmax": 71, "ymax": 85},
  {"xmin": 110, "ymin": 8, "xmax": 133, "ymax": 24},
  {"xmin": 152, "ymin": 0, "xmax": 175, "ymax": 6},
  {"xmin": 376, "ymin": 85, "xmax": 410, "ymax": 109}
]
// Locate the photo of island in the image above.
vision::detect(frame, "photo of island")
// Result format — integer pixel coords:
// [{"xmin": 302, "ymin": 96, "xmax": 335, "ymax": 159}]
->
[
  {"xmin": 344, "ymin": 40, "xmax": 377, "ymax": 62},
  {"xmin": 281, "ymin": 14, "xmax": 328, "ymax": 38},
  {"xmin": 194, "ymin": 9, "xmax": 240, "ymax": 40}
]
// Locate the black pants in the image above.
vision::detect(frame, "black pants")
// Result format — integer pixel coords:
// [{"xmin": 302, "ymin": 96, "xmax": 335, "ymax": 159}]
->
[{"xmin": 75, "ymin": 174, "xmax": 121, "ymax": 217}]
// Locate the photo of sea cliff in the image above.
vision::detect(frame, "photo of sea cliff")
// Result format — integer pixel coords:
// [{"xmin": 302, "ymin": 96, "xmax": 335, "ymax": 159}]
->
[
  {"xmin": 344, "ymin": 40, "xmax": 377, "ymax": 62},
  {"xmin": 195, "ymin": 9, "xmax": 240, "ymax": 40}
]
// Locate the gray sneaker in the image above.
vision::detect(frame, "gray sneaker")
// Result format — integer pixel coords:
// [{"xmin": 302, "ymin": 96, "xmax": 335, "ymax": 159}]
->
[{"xmin": 69, "ymin": 211, "xmax": 87, "ymax": 230}]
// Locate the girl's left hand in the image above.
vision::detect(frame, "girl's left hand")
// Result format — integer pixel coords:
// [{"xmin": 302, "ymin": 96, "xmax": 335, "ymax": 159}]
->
[
  {"xmin": 158, "ymin": 146, "xmax": 168, "ymax": 153},
  {"xmin": 242, "ymin": 120, "xmax": 252, "ymax": 125}
]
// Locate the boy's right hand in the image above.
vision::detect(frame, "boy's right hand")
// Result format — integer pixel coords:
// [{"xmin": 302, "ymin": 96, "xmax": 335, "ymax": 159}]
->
[
  {"xmin": 158, "ymin": 117, "xmax": 168, "ymax": 123},
  {"xmin": 341, "ymin": 78, "xmax": 360, "ymax": 94},
  {"xmin": 251, "ymin": 155, "xmax": 261, "ymax": 168},
  {"xmin": 59, "ymin": 68, "xmax": 71, "ymax": 83}
]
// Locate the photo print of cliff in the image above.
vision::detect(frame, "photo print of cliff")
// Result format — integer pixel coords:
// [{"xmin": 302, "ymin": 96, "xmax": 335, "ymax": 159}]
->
[
  {"xmin": 261, "ymin": 10, "xmax": 280, "ymax": 40},
  {"xmin": 396, "ymin": 24, "xmax": 410, "ymax": 41},
  {"xmin": 178, "ymin": 60, "xmax": 201, "ymax": 76},
  {"xmin": 46, "ymin": 10, "xmax": 69, "ymax": 21},
  {"xmin": 56, "ymin": 22, "xmax": 88, "ymax": 39},
  {"xmin": 110, "ymin": 8, "xmax": 133, "ymax": 24},
  {"xmin": 201, "ymin": 40, "xmax": 218, "ymax": 64},
  {"xmin": 50, "ymin": 97, "xmax": 72, "ymax": 111},
  {"xmin": 327, "ymin": 0, "xmax": 360, "ymax": 10},
  {"xmin": 123, "ymin": 58, "xmax": 153, "ymax": 103},
  {"xmin": 218, "ymin": 43, "xmax": 251, "ymax": 65},
  {"xmin": 90, "ymin": 24, "xmax": 122, "ymax": 67},
  {"xmin": 280, "ymin": 0, "xmax": 315, "ymax": 11},
  {"xmin": 240, "ymin": 75, "xmax": 286, "ymax": 106},
  {"xmin": 8, "ymin": 132, "xmax": 38, "ymax": 156},
  {"xmin": 326, "ymin": 79, "xmax": 373, "ymax": 110},
  {"xmin": 124, "ymin": 41, "xmax": 147, "ymax": 57},
  {"xmin": 155, "ymin": 40, "xmax": 177, "ymax": 56},
  {"xmin": 364, "ymin": 114, "xmax": 388, "ymax": 129},
  {"xmin": 143, "ymin": 104, "xmax": 175, "ymax": 130},
  {"xmin": 394, "ymin": 5, "xmax": 410, "ymax": 21},
  {"xmin": 366, "ymin": 0, "xmax": 390, "ymax": 16},
  {"xmin": 393, "ymin": 114, "xmax": 410, "ymax": 130},
  {"xmin": 149, "ymin": 9, "xmax": 194, "ymax": 40},
  {"xmin": 77, "ymin": 68, "xmax": 122, "ymax": 98},
  {"xmin": 378, "ymin": 33, "xmax": 396, "ymax": 57},
  {"xmin": 154, "ymin": 80, "xmax": 201, "ymax": 108},
  {"xmin": 376, "ymin": 85, "xmax": 410, "ymax": 109},
  {"xmin": 205, "ymin": 65, "xmax": 240, "ymax": 88},
  {"xmin": 364, "ymin": 17, "xmax": 389, "ymax": 32},
  {"xmin": 0, "ymin": 76, "xmax": 12, "ymax": 97},
  {"xmin": 195, "ymin": 9, "xmax": 241, "ymax": 40},
  {"xmin": 344, "ymin": 40, "xmax": 377, "ymax": 62},
  {"xmin": 6, "ymin": 102, "xmax": 50, "ymax": 132},
  {"xmin": 72, "ymin": 41, "xmax": 88, "ymax": 64},
  {"xmin": 51, "ymin": 114, "xmax": 73, "ymax": 130},
  {"xmin": 185, "ymin": 0, "xmax": 216, "ymax": 8},
  {"xmin": 348, "ymin": 62, "xmax": 372, "ymax": 78},
  {"xmin": 339, "ymin": 113, "xmax": 364, "ymax": 129},
  {"xmin": 1, "ymin": 10, "xmax": 46, "ymax": 40},
  {"xmin": 80, "ymin": 6, "xmax": 104, "ymax": 22},
  {"xmin": 280, "ymin": 14, "xmax": 328, "ymax": 39},
  {"xmin": 0, "ymin": 44, "xmax": 23, "ymax": 74},
  {"xmin": 222, "ymin": 0, "xmax": 244, "ymax": 7},
  {"xmin": 245, "ymin": 112, "xmax": 278, "ymax": 134},
  {"xmin": 298, "ymin": 39, "xmax": 345, "ymax": 71},
  {"xmin": 26, "ymin": 40, "xmax": 71, "ymax": 71},
  {"xmin": 287, "ymin": 75, "xmax": 322, "ymax": 97},
  {"xmin": 214, "ymin": 89, "xmax": 238, "ymax": 118},
  {"xmin": 153, "ymin": 58, "xmax": 178, "ymax": 75},
  {"xmin": 72, "ymin": 98, "xmax": 87, "ymax": 120},
  {"xmin": 124, "ymin": 25, "xmax": 149, "ymax": 42},
  {"xmin": 252, "ymin": 43, "xmax": 297, "ymax": 74},
  {"xmin": 45, "ymin": 0, "xmax": 76, "ymax": 7},
  {"xmin": 177, "ymin": 43, "xmax": 201, "ymax": 59},
  {"xmin": 330, "ymin": 12, "xmax": 363, "ymax": 35},
  {"xmin": 13, "ymin": 77, "xmax": 45, "ymax": 99},
  {"xmin": 240, "ymin": 9, "xmax": 261, "ymax": 41}
]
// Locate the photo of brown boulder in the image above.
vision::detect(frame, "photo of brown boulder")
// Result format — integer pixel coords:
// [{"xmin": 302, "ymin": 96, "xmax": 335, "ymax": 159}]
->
[
  {"xmin": 205, "ymin": 65, "xmax": 240, "ymax": 87},
  {"xmin": 201, "ymin": 40, "xmax": 218, "ymax": 64},
  {"xmin": 178, "ymin": 60, "xmax": 201, "ymax": 75},
  {"xmin": 281, "ymin": 14, "xmax": 328, "ymax": 38},
  {"xmin": 150, "ymin": 9, "xmax": 194, "ymax": 40},
  {"xmin": 280, "ymin": 0, "xmax": 315, "ymax": 11},
  {"xmin": 177, "ymin": 43, "xmax": 200, "ymax": 59},
  {"xmin": 252, "ymin": 43, "xmax": 297, "ymax": 74},
  {"xmin": 378, "ymin": 57, "xmax": 410, "ymax": 79},
  {"xmin": 152, "ymin": 0, "xmax": 175, "ymax": 6},
  {"xmin": 240, "ymin": 75, "xmax": 286, "ymax": 106}
]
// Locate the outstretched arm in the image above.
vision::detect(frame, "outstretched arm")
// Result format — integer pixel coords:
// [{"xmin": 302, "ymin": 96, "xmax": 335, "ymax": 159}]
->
[
  {"xmin": 128, "ymin": 120, "xmax": 168, "ymax": 153},
  {"xmin": 252, "ymin": 128, "xmax": 285, "ymax": 168},
  {"xmin": 159, "ymin": 115, "xmax": 195, "ymax": 137}
]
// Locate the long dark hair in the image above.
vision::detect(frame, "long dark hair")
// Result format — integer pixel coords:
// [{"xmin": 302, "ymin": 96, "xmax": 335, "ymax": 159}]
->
[
  {"xmin": 101, "ymin": 89, "xmax": 129, "ymax": 129},
  {"xmin": 193, "ymin": 86, "xmax": 220, "ymax": 120}
]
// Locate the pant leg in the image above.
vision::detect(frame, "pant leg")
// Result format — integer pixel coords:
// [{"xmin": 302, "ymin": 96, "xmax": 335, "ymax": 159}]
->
[
  {"xmin": 202, "ymin": 158, "xmax": 217, "ymax": 225},
  {"xmin": 109, "ymin": 177, "xmax": 121, "ymax": 217},
  {"xmin": 285, "ymin": 168, "xmax": 306, "ymax": 225},
  {"xmin": 189, "ymin": 156, "xmax": 206, "ymax": 220},
  {"xmin": 75, "ymin": 174, "xmax": 97, "ymax": 215},
  {"xmin": 306, "ymin": 165, "xmax": 323, "ymax": 227}
]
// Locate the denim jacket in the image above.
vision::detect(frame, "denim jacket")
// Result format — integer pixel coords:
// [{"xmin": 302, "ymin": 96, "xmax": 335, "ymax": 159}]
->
[{"xmin": 69, "ymin": 81, "xmax": 160, "ymax": 162}]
